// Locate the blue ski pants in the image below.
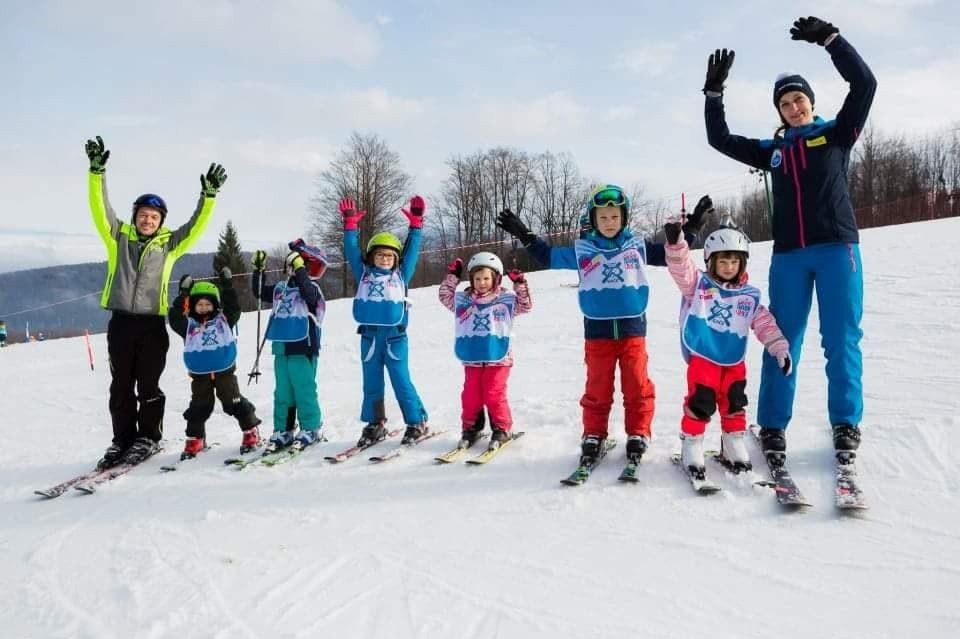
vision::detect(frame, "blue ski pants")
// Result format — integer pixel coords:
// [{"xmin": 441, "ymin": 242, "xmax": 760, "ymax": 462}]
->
[
  {"xmin": 757, "ymin": 243, "xmax": 863, "ymax": 430},
  {"xmin": 359, "ymin": 328, "xmax": 427, "ymax": 425}
]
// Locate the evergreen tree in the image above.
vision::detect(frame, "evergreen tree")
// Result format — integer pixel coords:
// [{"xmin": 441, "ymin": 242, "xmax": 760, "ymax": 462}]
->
[{"xmin": 213, "ymin": 220, "xmax": 255, "ymax": 311}]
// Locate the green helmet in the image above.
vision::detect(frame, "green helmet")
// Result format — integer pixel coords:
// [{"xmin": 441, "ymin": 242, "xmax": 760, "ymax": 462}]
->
[
  {"xmin": 188, "ymin": 280, "xmax": 221, "ymax": 313},
  {"xmin": 585, "ymin": 184, "xmax": 631, "ymax": 231},
  {"xmin": 366, "ymin": 232, "xmax": 403, "ymax": 259}
]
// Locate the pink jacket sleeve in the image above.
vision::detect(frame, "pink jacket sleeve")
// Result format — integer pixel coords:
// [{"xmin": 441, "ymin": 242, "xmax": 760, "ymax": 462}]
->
[
  {"xmin": 438, "ymin": 273, "xmax": 458, "ymax": 312},
  {"xmin": 665, "ymin": 238, "xmax": 699, "ymax": 301},
  {"xmin": 512, "ymin": 280, "xmax": 532, "ymax": 315},
  {"xmin": 752, "ymin": 305, "xmax": 790, "ymax": 357}
]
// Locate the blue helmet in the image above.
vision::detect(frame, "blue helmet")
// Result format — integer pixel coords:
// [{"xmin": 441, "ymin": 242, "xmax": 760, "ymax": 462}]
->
[{"xmin": 132, "ymin": 193, "xmax": 168, "ymax": 224}]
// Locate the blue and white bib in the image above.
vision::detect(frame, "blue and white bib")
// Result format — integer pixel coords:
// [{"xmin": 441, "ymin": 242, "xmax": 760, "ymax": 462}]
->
[
  {"xmin": 453, "ymin": 290, "xmax": 516, "ymax": 364},
  {"xmin": 680, "ymin": 274, "xmax": 761, "ymax": 366},
  {"xmin": 574, "ymin": 237, "xmax": 649, "ymax": 319},
  {"xmin": 266, "ymin": 281, "xmax": 324, "ymax": 342},
  {"xmin": 183, "ymin": 314, "xmax": 237, "ymax": 374},
  {"xmin": 353, "ymin": 268, "xmax": 406, "ymax": 326}
]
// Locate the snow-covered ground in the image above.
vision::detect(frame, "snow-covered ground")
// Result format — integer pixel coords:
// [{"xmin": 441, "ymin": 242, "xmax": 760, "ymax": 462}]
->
[{"xmin": 2, "ymin": 218, "xmax": 958, "ymax": 639}]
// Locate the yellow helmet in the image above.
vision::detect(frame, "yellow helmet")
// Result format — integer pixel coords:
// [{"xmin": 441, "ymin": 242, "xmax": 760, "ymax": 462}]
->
[{"xmin": 366, "ymin": 232, "xmax": 402, "ymax": 257}]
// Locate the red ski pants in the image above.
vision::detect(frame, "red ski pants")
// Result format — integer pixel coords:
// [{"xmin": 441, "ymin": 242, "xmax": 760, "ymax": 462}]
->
[
  {"xmin": 580, "ymin": 337, "xmax": 655, "ymax": 438},
  {"xmin": 461, "ymin": 365, "xmax": 513, "ymax": 432},
  {"xmin": 680, "ymin": 356, "xmax": 748, "ymax": 436}
]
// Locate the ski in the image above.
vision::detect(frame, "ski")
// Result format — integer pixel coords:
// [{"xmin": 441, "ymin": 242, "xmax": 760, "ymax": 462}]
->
[
  {"xmin": 560, "ymin": 438, "xmax": 617, "ymax": 486},
  {"xmin": 259, "ymin": 438, "xmax": 325, "ymax": 467},
  {"xmin": 369, "ymin": 429, "xmax": 450, "ymax": 463},
  {"xmin": 465, "ymin": 431, "xmax": 525, "ymax": 465},
  {"xmin": 324, "ymin": 427, "xmax": 403, "ymax": 464},
  {"xmin": 435, "ymin": 433, "xmax": 490, "ymax": 463},
  {"xmin": 74, "ymin": 462, "xmax": 140, "ymax": 494},
  {"xmin": 670, "ymin": 453, "xmax": 722, "ymax": 494},
  {"xmin": 748, "ymin": 425, "xmax": 812, "ymax": 508},
  {"xmin": 617, "ymin": 459, "xmax": 641, "ymax": 482},
  {"xmin": 835, "ymin": 462, "xmax": 868, "ymax": 510},
  {"xmin": 159, "ymin": 442, "xmax": 218, "ymax": 472},
  {"xmin": 35, "ymin": 467, "xmax": 107, "ymax": 499}
]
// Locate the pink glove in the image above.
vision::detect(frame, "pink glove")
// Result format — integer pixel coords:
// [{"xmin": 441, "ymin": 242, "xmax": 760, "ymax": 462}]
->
[
  {"xmin": 447, "ymin": 258, "xmax": 463, "ymax": 278},
  {"xmin": 339, "ymin": 198, "xmax": 366, "ymax": 231},
  {"xmin": 771, "ymin": 343, "xmax": 792, "ymax": 376},
  {"xmin": 507, "ymin": 269, "xmax": 525, "ymax": 284},
  {"xmin": 402, "ymin": 195, "xmax": 426, "ymax": 229}
]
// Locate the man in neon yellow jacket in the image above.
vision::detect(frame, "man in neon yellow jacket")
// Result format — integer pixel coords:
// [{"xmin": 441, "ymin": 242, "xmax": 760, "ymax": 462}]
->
[{"xmin": 86, "ymin": 135, "xmax": 227, "ymax": 469}]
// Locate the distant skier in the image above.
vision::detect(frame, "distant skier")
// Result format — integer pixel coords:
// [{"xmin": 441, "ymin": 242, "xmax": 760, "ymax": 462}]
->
[
  {"xmin": 85, "ymin": 134, "xmax": 227, "ymax": 469},
  {"xmin": 703, "ymin": 16, "xmax": 876, "ymax": 466},
  {"xmin": 0, "ymin": 320, "xmax": 7, "ymax": 347},
  {"xmin": 168, "ymin": 269, "xmax": 262, "ymax": 459},
  {"xmin": 250, "ymin": 240, "xmax": 328, "ymax": 452},
  {"xmin": 664, "ymin": 218, "xmax": 791, "ymax": 480},
  {"xmin": 497, "ymin": 186, "xmax": 709, "ymax": 467},
  {"xmin": 438, "ymin": 251, "xmax": 533, "ymax": 451}
]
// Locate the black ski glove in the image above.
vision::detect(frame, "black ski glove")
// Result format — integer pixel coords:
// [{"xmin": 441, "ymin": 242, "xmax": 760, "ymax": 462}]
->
[
  {"xmin": 703, "ymin": 49, "xmax": 735, "ymax": 95},
  {"xmin": 663, "ymin": 222, "xmax": 682, "ymax": 245},
  {"xmin": 201, "ymin": 163, "xmax": 228, "ymax": 197},
  {"xmin": 85, "ymin": 135, "xmax": 110, "ymax": 174},
  {"xmin": 790, "ymin": 16, "xmax": 838, "ymax": 46},
  {"xmin": 683, "ymin": 195, "xmax": 713, "ymax": 235},
  {"xmin": 496, "ymin": 208, "xmax": 536, "ymax": 246},
  {"xmin": 219, "ymin": 267, "xmax": 233, "ymax": 287}
]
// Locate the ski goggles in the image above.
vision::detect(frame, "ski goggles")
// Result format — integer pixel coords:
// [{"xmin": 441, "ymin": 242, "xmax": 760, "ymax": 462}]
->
[{"xmin": 591, "ymin": 187, "xmax": 627, "ymax": 208}]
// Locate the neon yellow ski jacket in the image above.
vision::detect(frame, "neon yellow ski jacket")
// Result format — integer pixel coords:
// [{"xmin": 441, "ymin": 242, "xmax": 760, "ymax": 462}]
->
[{"xmin": 89, "ymin": 171, "xmax": 216, "ymax": 316}]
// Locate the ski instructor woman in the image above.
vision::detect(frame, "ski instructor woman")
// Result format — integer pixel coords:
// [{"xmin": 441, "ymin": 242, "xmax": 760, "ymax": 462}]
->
[{"xmin": 701, "ymin": 16, "xmax": 876, "ymax": 468}]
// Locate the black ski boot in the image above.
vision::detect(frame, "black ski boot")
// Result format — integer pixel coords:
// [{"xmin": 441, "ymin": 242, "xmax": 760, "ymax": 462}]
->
[
  {"xmin": 833, "ymin": 424, "xmax": 861, "ymax": 464},
  {"xmin": 579, "ymin": 435, "xmax": 603, "ymax": 465},
  {"xmin": 402, "ymin": 423, "xmax": 428, "ymax": 445},
  {"xmin": 625, "ymin": 435, "xmax": 648, "ymax": 463},
  {"xmin": 460, "ymin": 425, "xmax": 483, "ymax": 447},
  {"xmin": 489, "ymin": 428, "xmax": 510, "ymax": 449},
  {"xmin": 97, "ymin": 443, "xmax": 128, "ymax": 470},
  {"xmin": 758, "ymin": 427, "xmax": 787, "ymax": 469},
  {"xmin": 121, "ymin": 437, "xmax": 160, "ymax": 465},
  {"xmin": 357, "ymin": 422, "xmax": 388, "ymax": 447}
]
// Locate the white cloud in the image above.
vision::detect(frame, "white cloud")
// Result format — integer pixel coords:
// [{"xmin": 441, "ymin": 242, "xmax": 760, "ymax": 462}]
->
[
  {"xmin": 43, "ymin": 0, "xmax": 381, "ymax": 67},
  {"xmin": 465, "ymin": 92, "xmax": 588, "ymax": 139},
  {"xmin": 618, "ymin": 42, "xmax": 680, "ymax": 77}
]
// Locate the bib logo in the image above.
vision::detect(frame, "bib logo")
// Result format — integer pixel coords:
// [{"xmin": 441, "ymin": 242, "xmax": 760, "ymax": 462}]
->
[{"xmin": 771, "ymin": 149, "xmax": 782, "ymax": 169}]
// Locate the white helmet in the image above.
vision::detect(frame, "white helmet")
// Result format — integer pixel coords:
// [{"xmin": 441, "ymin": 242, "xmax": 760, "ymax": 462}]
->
[
  {"xmin": 703, "ymin": 227, "xmax": 750, "ymax": 262},
  {"xmin": 467, "ymin": 251, "xmax": 503, "ymax": 276}
]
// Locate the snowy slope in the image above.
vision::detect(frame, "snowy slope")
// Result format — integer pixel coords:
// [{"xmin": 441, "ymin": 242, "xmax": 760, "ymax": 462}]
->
[{"xmin": 1, "ymin": 218, "xmax": 959, "ymax": 639}]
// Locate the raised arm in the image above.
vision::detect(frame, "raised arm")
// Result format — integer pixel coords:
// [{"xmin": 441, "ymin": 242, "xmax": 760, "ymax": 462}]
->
[
  {"xmin": 702, "ymin": 49, "xmax": 771, "ymax": 170},
  {"xmin": 218, "ymin": 268, "xmax": 242, "ymax": 327},
  {"xmin": 167, "ymin": 274, "xmax": 192, "ymax": 338},
  {"xmin": 339, "ymin": 198, "xmax": 367, "ymax": 280},
  {"xmin": 86, "ymin": 136, "xmax": 121, "ymax": 245},
  {"xmin": 167, "ymin": 163, "xmax": 226, "ymax": 258},
  {"xmin": 399, "ymin": 196, "xmax": 426, "ymax": 282},
  {"xmin": 506, "ymin": 270, "xmax": 532, "ymax": 315},
  {"xmin": 249, "ymin": 250, "xmax": 275, "ymax": 304},
  {"xmin": 438, "ymin": 259, "xmax": 462, "ymax": 312}
]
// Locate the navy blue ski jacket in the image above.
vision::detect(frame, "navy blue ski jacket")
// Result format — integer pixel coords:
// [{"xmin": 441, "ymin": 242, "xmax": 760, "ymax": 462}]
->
[{"xmin": 705, "ymin": 35, "xmax": 877, "ymax": 253}]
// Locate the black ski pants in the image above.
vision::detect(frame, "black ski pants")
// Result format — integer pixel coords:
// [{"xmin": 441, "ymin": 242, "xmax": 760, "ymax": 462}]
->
[
  {"xmin": 183, "ymin": 368, "xmax": 259, "ymax": 438},
  {"xmin": 107, "ymin": 312, "xmax": 169, "ymax": 445}
]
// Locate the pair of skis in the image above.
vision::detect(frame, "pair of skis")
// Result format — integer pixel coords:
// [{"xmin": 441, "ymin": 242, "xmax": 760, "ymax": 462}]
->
[
  {"xmin": 34, "ymin": 447, "xmax": 166, "ymax": 498},
  {"xmin": 434, "ymin": 432, "xmax": 524, "ymax": 465},
  {"xmin": 560, "ymin": 439, "xmax": 634, "ymax": 486}
]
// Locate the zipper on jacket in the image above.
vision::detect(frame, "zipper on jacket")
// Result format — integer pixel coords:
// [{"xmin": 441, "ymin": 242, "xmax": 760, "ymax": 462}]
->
[{"xmin": 788, "ymin": 145, "xmax": 807, "ymax": 248}]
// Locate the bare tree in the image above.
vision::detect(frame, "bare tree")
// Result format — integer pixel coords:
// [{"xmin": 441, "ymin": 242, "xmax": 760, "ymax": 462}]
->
[{"xmin": 307, "ymin": 132, "xmax": 413, "ymax": 296}]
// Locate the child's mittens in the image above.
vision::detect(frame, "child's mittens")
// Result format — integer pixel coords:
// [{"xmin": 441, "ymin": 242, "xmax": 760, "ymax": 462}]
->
[
  {"xmin": 285, "ymin": 251, "xmax": 305, "ymax": 271},
  {"xmin": 402, "ymin": 195, "xmax": 426, "ymax": 229},
  {"xmin": 507, "ymin": 269, "xmax": 526, "ymax": 284},
  {"xmin": 448, "ymin": 257, "xmax": 463, "ymax": 278},
  {"xmin": 251, "ymin": 250, "xmax": 267, "ymax": 271},
  {"xmin": 663, "ymin": 221, "xmax": 682, "ymax": 245},
  {"xmin": 771, "ymin": 343, "xmax": 792, "ymax": 376},
  {"xmin": 339, "ymin": 198, "xmax": 366, "ymax": 230},
  {"xmin": 178, "ymin": 274, "xmax": 194, "ymax": 296}
]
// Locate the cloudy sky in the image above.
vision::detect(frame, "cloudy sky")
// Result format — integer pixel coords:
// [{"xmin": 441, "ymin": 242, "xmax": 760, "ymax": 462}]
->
[{"xmin": 0, "ymin": 0, "xmax": 956, "ymax": 273}]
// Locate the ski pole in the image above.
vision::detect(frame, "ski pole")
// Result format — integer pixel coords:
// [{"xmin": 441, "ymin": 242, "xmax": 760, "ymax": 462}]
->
[{"xmin": 247, "ymin": 269, "xmax": 264, "ymax": 385}]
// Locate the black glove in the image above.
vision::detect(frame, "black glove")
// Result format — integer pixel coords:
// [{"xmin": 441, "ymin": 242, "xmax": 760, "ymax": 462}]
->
[
  {"xmin": 703, "ymin": 49, "xmax": 735, "ymax": 95},
  {"xmin": 790, "ymin": 16, "xmax": 838, "ymax": 46},
  {"xmin": 201, "ymin": 163, "xmax": 228, "ymax": 197},
  {"xmin": 663, "ymin": 222, "xmax": 682, "ymax": 245},
  {"xmin": 219, "ymin": 266, "xmax": 233, "ymax": 286},
  {"xmin": 85, "ymin": 135, "xmax": 110, "ymax": 174},
  {"xmin": 683, "ymin": 195, "xmax": 713, "ymax": 235},
  {"xmin": 178, "ymin": 274, "xmax": 194, "ymax": 296},
  {"xmin": 496, "ymin": 208, "xmax": 536, "ymax": 245}
]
